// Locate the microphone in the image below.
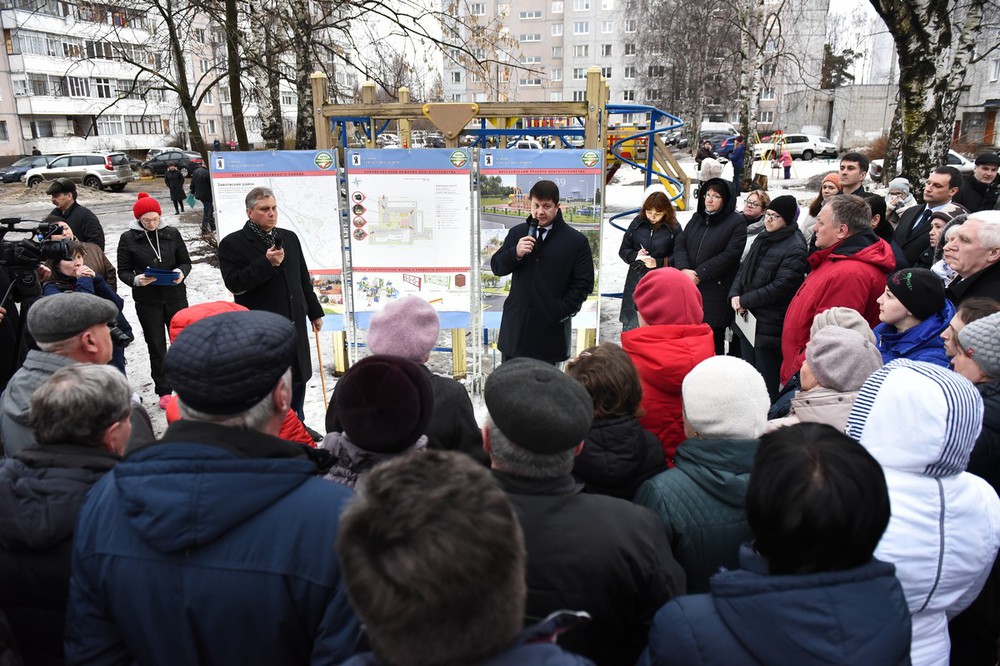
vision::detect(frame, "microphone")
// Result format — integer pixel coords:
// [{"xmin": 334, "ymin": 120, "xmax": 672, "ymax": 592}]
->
[
  {"xmin": 527, "ymin": 219, "xmax": 539, "ymax": 241},
  {"xmin": 272, "ymin": 233, "xmax": 283, "ymax": 250}
]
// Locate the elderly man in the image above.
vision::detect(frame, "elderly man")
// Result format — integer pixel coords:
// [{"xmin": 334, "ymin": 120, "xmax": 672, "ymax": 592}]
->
[
  {"xmin": 218, "ymin": 187, "xmax": 324, "ymax": 421},
  {"xmin": 0, "ymin": 364, "xmax": 131, "ymax": 665},
  {"xmin": 483, "ymin": 357, "xmax": 685, "ymax": 665},
  {"xmin": 0, "ymin": 293, "xmax": 152, "ymax": 456},
  {"xmin": 65, "ymin": 310, "xmax": 361, "ymax": 664},
  {"xmin": 338, "ymin": 450, "xmax": 590, "ymax": 666},
  {"xmin": 46, "ymin": 178, "xmax": 104, "ymax": 250},
  {"xmin": 895, "ymin": 167, "xmax": 968, "ymax": 267},
  {"xmin": 954, "ymin": 153, "xmax": 1000, "ymax": 213},
  {"xmin": 780, "ymin": 195, "xmax": 896, "ymax": 384},
  {"xmin": 945, "ymin": 211, "xmax": 1000, "ymax": 305}
]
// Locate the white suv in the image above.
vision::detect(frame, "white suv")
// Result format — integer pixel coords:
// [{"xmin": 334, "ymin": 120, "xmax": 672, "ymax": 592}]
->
[
  {"xmin": 24, "ymin": 151, "xmax": 136, "ymax": 191},
  {"xmin": 753, "ymin": 134, "xmax": 838, "ymax": 160}
]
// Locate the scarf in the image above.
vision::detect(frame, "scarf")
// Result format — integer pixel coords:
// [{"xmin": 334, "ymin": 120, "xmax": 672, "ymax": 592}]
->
[{"xmin": 248, "ymin": 221, "xmax": 276, "ymax": 247}]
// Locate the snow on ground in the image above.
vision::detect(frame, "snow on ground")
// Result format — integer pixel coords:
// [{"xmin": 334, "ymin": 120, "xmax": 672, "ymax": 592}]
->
[{"xmin": 3, "ymin": 151, "xmax": 849, "ymax": 435}]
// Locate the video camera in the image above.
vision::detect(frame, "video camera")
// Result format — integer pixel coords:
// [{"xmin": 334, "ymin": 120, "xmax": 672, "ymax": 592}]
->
[{"xmin": 0, "ymin": 218, "xmax": 73, "ymax": 271}]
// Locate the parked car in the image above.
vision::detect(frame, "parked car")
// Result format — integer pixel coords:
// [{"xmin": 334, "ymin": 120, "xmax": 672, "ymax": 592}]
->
[
  {"xmin": 575, "ymin": 205, "xmax": 601, "ymax": 216},
  {"xmin": 506, "ymin": 139, "xmax": 544, "ymax": 150},
  {"xmin": 0, "ymin": 155, "xmax": 56, "ymax": 183},
  {"xmin": 24, "ymin": 151, "xmax": 136, "ymax": 191},
  {"xmin": 139, "ymin": 150, "xmax": 205, "ymax": 177},
  {"xmin": 869, "ymin": 149, "xmax": 977, "ymax": 181},
  {"xmin": 752, "ymin": 133, "xmax": 838, "ymax": 160},
  {"xmin": 376, "ymin": 133, "xmax": 399, "ymax": 147},
  {"xmin": 717, "ymin": 135, "xmax": 742, "ymax": 157}
]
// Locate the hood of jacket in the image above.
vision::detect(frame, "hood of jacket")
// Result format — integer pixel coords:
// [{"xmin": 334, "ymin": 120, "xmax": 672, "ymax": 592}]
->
[
  {"xmin": 573, "ymin": 415, "xmax": 666, "ymax": 493},
  {"xmin": 321, "ymin": 430, "xmax": 428, "ymax": 491},
  {"xmin": 874, "ymin": 299, "xmax": 955, "ymax": 361},
  {"xmin": 672, "ymin": 437, "xmax": 758, "ymax": 506},
  {"xmin": 621, "ymin": 323, "xmax": 715, "ymax": 394},
  {"xmin": 112, "ymin": 430, "xmax": 319, "ymax": 553},
  {"xmin": 696, "ymin": 177, "xmax": 738, "ymax": 220},
  {"xmin": 785, "ymin": 386, "xmax": 858, "ymax": 428},
  {"xmin": 710, "ymin": 546, "xmax": 911, "ymax": 665},
  {"xmin": 808, "ymin": 229, "xmax": 896, "ymax": 274},
  {"xmin": 846, "ymin": 359, "xmax": 983, "ymax": 476},
  {"xmin": 0, "ymin": 446, "xmax": 117, "ymax": 550}
]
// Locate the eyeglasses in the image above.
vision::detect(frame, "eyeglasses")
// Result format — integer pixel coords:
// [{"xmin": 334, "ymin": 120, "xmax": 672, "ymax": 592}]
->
[
  {"xmin": 764, "ymin": 212, "xmax": 783, "ymax": 220},
  {"xmin": 744, "ymin": 200, "xmax": 761, "ymax": 209}
]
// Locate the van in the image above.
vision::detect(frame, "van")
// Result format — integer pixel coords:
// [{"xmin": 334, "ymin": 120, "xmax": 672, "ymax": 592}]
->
[{"xmin": 700, "ymin": 121, "xmax": 738, "ymax": 135}]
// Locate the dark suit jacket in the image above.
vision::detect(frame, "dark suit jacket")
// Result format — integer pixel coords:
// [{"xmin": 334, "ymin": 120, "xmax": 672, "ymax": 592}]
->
[
  {"xmin": 218, "ymin": 222, "xmax": 324, "ymax": 384},
  {"xmin": 490, "ymin": 212, "xmax": 594, "ymax": 362},
  {"xmin": 946, "ymin": 261, "xmax": 1000, "ymax": 306},
  {"xmin": 894, "ymin": 204, "xmax": 934, "ymax": 268}
]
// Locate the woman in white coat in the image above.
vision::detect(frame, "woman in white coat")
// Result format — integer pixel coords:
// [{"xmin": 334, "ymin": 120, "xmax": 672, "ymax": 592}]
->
[{"xmin": 845, "ymin": 360, "xmax": 1000, "ymax": 666}]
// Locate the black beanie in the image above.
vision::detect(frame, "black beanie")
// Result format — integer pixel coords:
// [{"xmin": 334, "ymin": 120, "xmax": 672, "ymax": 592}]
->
[
  {"xmin": 886, "ymin": 268, "xmax": 946, "ymax": 321},
  {"xmin": 766, "ymin": 195, "xmax": 799, "ymax": 227}
]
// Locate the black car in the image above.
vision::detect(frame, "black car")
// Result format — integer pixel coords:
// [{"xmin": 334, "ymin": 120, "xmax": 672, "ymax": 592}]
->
[
  {"xmin": 1, "ymin": 155, "xmax": 56, "ymax": 183},
  {"xmin": 140, "ymin": 150, "xmax": 205, "ymax": 177}
]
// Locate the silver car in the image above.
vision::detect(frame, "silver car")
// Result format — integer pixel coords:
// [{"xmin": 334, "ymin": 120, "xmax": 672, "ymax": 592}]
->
[{"xmin": 23, "ymin": 151, "xmax": 136, "ymax": 191}]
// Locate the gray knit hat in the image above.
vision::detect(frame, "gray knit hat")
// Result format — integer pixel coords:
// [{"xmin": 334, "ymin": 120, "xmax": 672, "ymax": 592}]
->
[
  {"xmin": 810, "ymin": 307, "xmax": 878, "ymax": 346},
  {"xmin": 806, "ymin": 327, "xmax": 883, "ymax": 392},
  {"xmin": 958, "ymin": 312, "xmax": 1000, "ymax": 379},
  {"xmin": 887, "ymin": 178, "xmax": 911, "ymax": 196},
  {"xmin": 682, "ymin": 356, "xmax": 770, "ymax": 439},
  {"xmin": 27, "ymin": 293, "xmax": 118, "ymax": 343}
]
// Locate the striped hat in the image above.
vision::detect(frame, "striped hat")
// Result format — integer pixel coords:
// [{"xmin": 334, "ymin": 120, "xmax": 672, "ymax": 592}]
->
[{"xmin": 845, "ymin": 359, "xmax": 983, "ymax": 477}]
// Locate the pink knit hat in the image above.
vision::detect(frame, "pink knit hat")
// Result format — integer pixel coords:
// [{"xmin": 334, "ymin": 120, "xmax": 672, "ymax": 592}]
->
[{"xmin": 367, "ymin": 296, "xmax": 441, "ymax": 361}]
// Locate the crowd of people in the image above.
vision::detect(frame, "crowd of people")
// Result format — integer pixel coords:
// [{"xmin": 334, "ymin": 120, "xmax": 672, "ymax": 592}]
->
[{"xmin": 0, "ymin": 149, "xmax": 997, "ymax": 665}]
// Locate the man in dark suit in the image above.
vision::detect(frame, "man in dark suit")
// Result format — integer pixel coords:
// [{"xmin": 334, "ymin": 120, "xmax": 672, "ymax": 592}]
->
[
  {"xmin": 218, "ymin": 187, "xmax": 324, "ymax": 419},
  {"xmin": 490, "ymin": 180, "xmax": 594, "ymax": 363},
  {"xmin": 894, "ymin": 166, "xmax": 967, "ymax": 268}
]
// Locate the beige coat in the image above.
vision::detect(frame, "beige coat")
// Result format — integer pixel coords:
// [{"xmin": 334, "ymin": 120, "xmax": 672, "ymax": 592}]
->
[{"xmin": 766, "ymin": 386, "xmax": 858, "ymax": 433}]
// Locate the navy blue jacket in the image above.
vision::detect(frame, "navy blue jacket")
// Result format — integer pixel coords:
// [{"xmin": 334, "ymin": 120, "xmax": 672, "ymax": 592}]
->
[
  {"xmin": 639, "ymin": 546, "xmax": 912, "ymax": 665},
  {"xmin": 874, "ymin": 300, "xmax": 955, "ymax": 368},
  {"xmin": 65, "ymin": 421, "xmax": 361, "ymax": 665}
]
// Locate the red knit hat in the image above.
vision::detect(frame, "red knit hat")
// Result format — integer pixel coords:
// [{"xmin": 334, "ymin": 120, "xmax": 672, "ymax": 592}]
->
[
  {"xmin": 632, "ymin": 267, "xmax": 704, "ymax": 326},
  {"xmin": 133, "ymin": 192, "xmax": 162, "ymax": 219}
]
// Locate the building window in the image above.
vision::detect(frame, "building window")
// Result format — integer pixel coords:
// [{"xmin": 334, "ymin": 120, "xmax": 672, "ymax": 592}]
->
[
  {"xmin": 550, "ymin": 91, "xmax": 563, "ymax": 101},
  {"xmin": 204, "ymin": 90, "xmax": 213, "ymax": 104},
  {"xmin": 519, "ymin": 33, "xmax": 542, "ymax": 42},
  {"xmin": 624, "ymin": 43, "xmax": 636, "ymax": 56},
  {"xmin": 762, "ymin": 62, "xmax": 777, "ymax": 77},
  {"xmin": 125, "ymin": 115, "xmax": 159, "ymax": 135},
  {"xmin": 66, "ymin": 76, "xmax": 89, "ymax": 97},
  {"xmin": 573, "ymin": 44, "xmax": 589, "ymax": 57},
  {"xmin": 761, "ymin": 88, "xmax": 775, "ymax": 100},
  {"xmin": 85, "ymin": 40, "xmax": 113, "ymax": 60},
  {"xmin": 602, "ymin": 0, "xmax": 614, "ymax": 7},
  {"xmin": 764, "ymin": 38, "xmax": 778, "ymax": 52},
  {"xmin": 573, "ymin": 21, "xmax": 589, "ymax": 34},
  {"xmin": 208, "ymin": 119, "xmax": 216, "ymax": 133},
  {"xmin": 451, "ymin": 71, "xmax": 461, "ymax": 83},
  {"xmin": 281, "ymin": 92, "xmax": 295, "ymax": 105},
  {"xmin": 572, "ymin": 90, "xmax": 586, "ymax": 101},
  {"xmin": 624, "ymin": 66, "xmax": 636, "ymax": 79},
  {"xmin": 470, "ymin": 2, "xmax": 485, "ymax": 15},
  {"xmin": 552, "ymin": 46, "xmax": 563, "ymax": 58},
  {"xmin": 31, "ymin": 120, "xmax": 54, "ymax": 138},
  {"xmin": 450, "ymin": 93, "xmax": 464, "ymax": 102},
  {"xmin": 601, "ymin": 44, "xmax": 612, "ymax": 57},
  {"xmin": 759, "ymin": 110, "xmax": 774, "ymax": 123},
  {"xmin": 624, "ymin": 19, "xmax": 637, "ymax": 32},
  {"xmin": 194, "ymin": 28, "xmax": 206, "ymax": 43},
  {"xmin": 552, "ymin": 24, "xmax": 563, "ymax": 35},
  {"xmin": 622, "ymin": 89, "xmax": 635, "ymax": 101},
  {"xmin": 519, "ymin": 78, "xmax": 541, "ymax": 86},
  {"xmin": 552, "ymin": 0, "xmax": 563, "ymax": 11},
  {"xmin": 573, "ymin": 67, "xmax": 586, "ymax": 80},
  {"xmin": 551, "ymin": 68, "xmax": 562, "ymax": 81},
  {"xmin": 523, "ymin": 55, "xmax": 541, "ymax": 64},
  {"xmin": 0, "ymin": 121, "xmax": 9, "ymax": 142},
  {"xmin": 96, "ymin": 115, "xmax": 124, "ymax": 135},
  {"xmin": 573, "ymin": 0, "xmax": 589, "ymax": 9},
  {"xmin": 63, "ymin": 38, "xmax": 84, "ymax": 58},
  {"xmin": 646, "ymin": 89, "xmax": 661, "ymax": 100},
  {"xmin": 519, "ymin": 10, "xmax": 542, "ymax": 18},
  {"xmin": 601, "ymin": 66, "xmax": 612, "ymax": 78},
  {"xmin": 648, "ymin": 65, "xmax": 665, "ymax": 77},
  {"xmin": 601, "ymin": 19, "xmax": 613, "ymax": 33},
  {"xmin": 991, "ymin": 59, "xmax": 1000, "ymax": 81}
]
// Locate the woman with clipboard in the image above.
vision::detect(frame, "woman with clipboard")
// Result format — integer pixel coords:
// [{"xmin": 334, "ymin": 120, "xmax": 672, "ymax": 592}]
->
[
  {"xmin": 118, "ymin": 193, "xmax": 191, "ymax": 408},
  {"xmin": 728, "ymin": 195, "xmax": 808, "ymax": 400}
]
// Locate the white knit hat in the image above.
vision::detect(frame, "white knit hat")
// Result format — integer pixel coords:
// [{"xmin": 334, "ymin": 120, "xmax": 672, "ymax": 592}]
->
[{"xmin": 682, "ymin": 356, "xmax": 770, "ymax": 439}]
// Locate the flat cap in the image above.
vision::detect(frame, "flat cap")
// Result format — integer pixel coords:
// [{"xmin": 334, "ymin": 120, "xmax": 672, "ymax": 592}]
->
[
  {"xmin": 165, "ymin": 310, "xmax": 296, "ymax": 415},
  {"xmin": 45, "ymin": 178, "xmax": 76, "ymax": 195},
  {"xmin": 974, "ymin": 152, "xmax": 1000, "ymax": 167},
  {"xmin": 485, "ymin": 358, "xmax": 593, "ymax": 454},
  {"xmin": 28, "ymin": 292, "xmax": 118, "ymax": 343}
]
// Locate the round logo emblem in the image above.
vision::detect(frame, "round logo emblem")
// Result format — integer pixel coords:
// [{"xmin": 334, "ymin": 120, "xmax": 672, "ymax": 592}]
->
[
  {"xmin": 450, "ymin": 151, "xmax": 468, "ymax": 168},
  {"xmin": 581, "ymin": 150, "xmax": 600, "ymax": 168},
  {"xmin": 314, "ymin": 152, "xmax": 334, "ymax": 170}
]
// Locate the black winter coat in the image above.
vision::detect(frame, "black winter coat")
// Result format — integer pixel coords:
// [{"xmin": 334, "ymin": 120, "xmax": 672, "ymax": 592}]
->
[
  {"xmin": 953, "ymin": 173, "xmax": 1000, "ymax": 213},
  {"xmin": 51, "ymin": 202, "xmax": 104, "ymax": 250},
  {"xmin": 728, "ymin": 225, "xmax": 808, "ymax": 349},
  {"xmin": 490, "ymin": 212, "xmax": 594, "ymax": 362},
  {"xmin": 164, "ymin": 170, "xmax": 186, "ymax": 201},
  {"xmin": 0, "ymin": 445, "xmax": 118, "ymax": 666},
  {"xmin": 946, "ymin": 261, "xmax": 1000, "ymax": 306},
  {"xmin": 117, "ymin": 223, "xmax": 191, "ymax": 306},
  {"xmin": 190, "ymin": 166, "xmax": 212, "ymax": 203},
  {"xmin": 493, "ymin": 470, "xmax": 685, "ymax": 666},
  {"xmin": 218, "ymin": 222, "xmax": 324, "ymax": 384},
  {"xmin": 618, "ymin": 215, "xmax": 679, "ymax": 326},
  {"xmin": 673, "ymin": 178, "xmax": 747, "ymax": 329},
  {"xmin": 425, "ymin": 369, "xmax": 488, "ymax": 465},
  {"xmin": 968, "ymin": 381, "xmax": 1000, "ymax": 496},
  {"xmin": 572, "ymin": 415, "xmax": 667, "ymax": 499}
]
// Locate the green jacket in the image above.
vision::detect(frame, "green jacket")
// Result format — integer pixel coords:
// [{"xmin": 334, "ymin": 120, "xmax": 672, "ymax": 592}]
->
[{"xmin": 634, "ymin": 437, "xmax": 758, "ymax": 593}]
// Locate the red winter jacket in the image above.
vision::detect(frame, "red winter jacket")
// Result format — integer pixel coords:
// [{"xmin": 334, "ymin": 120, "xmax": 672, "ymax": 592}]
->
[
  {"xmin": 165, "ymin": 300, "xmax": 316, "ymax": 446},
  {"xmin": 621, "ymin": 323, "xmax": 715, "ymax": 465},
  {"xmin": 780, "ymin": 231, "xmax": 896, "ymax": 384}
]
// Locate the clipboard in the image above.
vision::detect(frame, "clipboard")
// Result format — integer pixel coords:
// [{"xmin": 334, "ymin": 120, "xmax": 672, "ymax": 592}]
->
[
  {"xmin": 143, "ymin": 268, "xmax": 181, "ymax": 286},
  {"xmin": 734, "ymin": 309, "xmax": 757, "ymax": 346}
]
